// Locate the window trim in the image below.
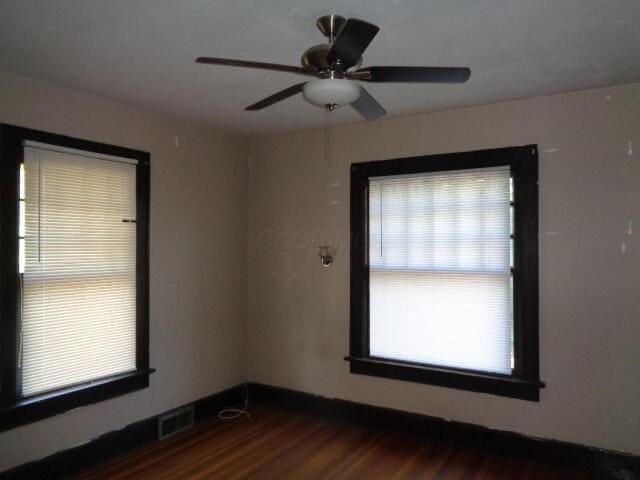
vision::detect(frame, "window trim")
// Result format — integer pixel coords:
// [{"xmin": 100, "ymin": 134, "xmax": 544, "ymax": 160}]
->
[
  {"xmin": 348, "ymin": 145, "xmax": 543, "ymax": 401},
  {"xmin": 0, "ymin": 124, "xmax": 153, "ymax": 431}
]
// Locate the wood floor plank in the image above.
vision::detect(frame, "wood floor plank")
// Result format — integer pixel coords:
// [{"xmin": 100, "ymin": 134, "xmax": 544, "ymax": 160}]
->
[{"xmin": 78, "ymin": 404, "xmax": 589, "ymax": 480}]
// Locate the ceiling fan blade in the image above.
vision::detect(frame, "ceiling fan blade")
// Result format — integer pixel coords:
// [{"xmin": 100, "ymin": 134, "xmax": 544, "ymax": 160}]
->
[
  {"xmin": 196, "ymin": 57, "xmax": 315, "ymax": 77},
  {"xmin": 353, "ymin": 66, "xmax": 471, "ymax": 83},
  {"xmin": 351, "ymin": 87, "xmax": 386, "ymax": 120},
  {"xmin": 245, "ymin": 83, "xmax": 306, "ymax": 111},
  {"xmin": 327, "ymin": 18, "xmax": 380, "ymax": 69}
]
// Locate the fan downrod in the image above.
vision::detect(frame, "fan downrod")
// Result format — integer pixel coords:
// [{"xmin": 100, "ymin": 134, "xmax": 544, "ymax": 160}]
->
[{"xmin": 301, "ymin": 15, "xmax": 352, "ymax": 73}]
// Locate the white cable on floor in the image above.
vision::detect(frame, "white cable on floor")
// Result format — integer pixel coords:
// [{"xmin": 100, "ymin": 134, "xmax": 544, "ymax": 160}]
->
[{"xmin": 218, "ymin": 385, "xmax": 250, "ymax": 420}]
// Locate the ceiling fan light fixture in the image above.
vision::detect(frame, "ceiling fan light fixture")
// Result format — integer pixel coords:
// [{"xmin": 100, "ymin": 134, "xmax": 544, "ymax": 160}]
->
[
  {"xmin": 302, "ymin": 78, "xmax": 361, "ymax": 107},
  {"xmin": 197, "ymin": 15, "xmax": 470, "ymax": 119}
]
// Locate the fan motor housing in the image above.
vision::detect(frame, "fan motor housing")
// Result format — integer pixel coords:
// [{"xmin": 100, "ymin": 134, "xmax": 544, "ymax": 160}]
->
[
  {"xmin": 300, "ymin": 44, "xmax": 332, "ymax": 72},
  {"xmin": 301, "ymin": 44, "xmax": 362, "ymax": 74}
]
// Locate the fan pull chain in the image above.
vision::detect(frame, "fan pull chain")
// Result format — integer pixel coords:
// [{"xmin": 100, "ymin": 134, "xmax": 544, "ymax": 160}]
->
[{"xmin": 324, "ymin": 105, "xmax": 334, "ymax": 166}]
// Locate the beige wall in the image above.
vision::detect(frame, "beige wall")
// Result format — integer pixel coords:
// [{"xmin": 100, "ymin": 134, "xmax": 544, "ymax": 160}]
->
[
  {"xmin": 0, "ymin": 71, "xmax": 248, "ymax": 471},
  {"xmin": 248, "ymin": 83, "xmax": 640, "ymax": 455},
  {"xmin": 1, "ymin": 70, "xmax": 638, "ymax": 470}
]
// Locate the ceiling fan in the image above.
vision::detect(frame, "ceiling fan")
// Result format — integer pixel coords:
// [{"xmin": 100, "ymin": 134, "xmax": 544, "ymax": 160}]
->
[{"xmin": 196, "ymin": 14, "xmax": 470, "ymax": 120}]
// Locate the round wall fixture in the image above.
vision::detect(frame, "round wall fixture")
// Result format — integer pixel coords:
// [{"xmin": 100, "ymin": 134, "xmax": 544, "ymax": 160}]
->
[{"xmin": 318, "ymin": 245, "xmax": 333, "ymax": 267}]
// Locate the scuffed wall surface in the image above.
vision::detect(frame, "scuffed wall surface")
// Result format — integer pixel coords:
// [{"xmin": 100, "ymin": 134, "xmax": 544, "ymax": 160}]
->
[
  {"xmin": 248, "ymin": 83, "xmax": 640, "ymax": 455},
  {"xmin": 0, "ymin": 71, "xmax": 248, "ymax": 471}
]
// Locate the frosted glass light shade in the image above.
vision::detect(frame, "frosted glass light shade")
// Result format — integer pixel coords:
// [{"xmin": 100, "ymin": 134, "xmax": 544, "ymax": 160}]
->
[{"xmin": 303, "ymin": 79, "xmax": 361, "ymax": 107}]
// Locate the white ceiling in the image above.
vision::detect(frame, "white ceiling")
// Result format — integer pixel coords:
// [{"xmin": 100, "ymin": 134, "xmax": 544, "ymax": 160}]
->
[{"xmin": 1, "ymin": 0, "xmax": 639, "ymax": 137}]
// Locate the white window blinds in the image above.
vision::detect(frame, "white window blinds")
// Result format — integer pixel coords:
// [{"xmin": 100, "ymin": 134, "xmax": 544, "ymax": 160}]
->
[
  {"xmin": 20, "ymin": 141, "xmax": 138, "ymax": 397},
  {"xmin": 368, "ymin": 166, "xmax": 513, "ymax": 375}
]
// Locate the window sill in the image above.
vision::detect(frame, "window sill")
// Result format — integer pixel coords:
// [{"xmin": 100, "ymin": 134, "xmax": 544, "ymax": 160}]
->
[
  {"xmin": 0, "ymin": 368, "xmax": 155, "ymax": 432},
  {"xmin": 345, "ymin": 356, "xmax": 543, "ymax": 401}
]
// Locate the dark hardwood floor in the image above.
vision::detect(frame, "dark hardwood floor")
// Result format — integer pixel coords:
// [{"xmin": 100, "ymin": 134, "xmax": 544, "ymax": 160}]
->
[{"xmin": 78, "ymin": 404, "xmax": 589, "ymax": 479}]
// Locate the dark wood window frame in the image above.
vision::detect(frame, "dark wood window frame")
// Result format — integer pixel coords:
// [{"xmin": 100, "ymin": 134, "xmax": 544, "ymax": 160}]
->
[
  {"xmin": 347, "ymin": 145, "xmax": 544, "ymax": 401},
  {"xmin": 0, "ymin": 124, "xmax": 153, "ymax": 431}
]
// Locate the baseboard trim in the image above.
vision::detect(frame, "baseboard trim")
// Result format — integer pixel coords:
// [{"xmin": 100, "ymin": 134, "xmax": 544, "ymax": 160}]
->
[
  {"xmin": 3, "ymin": 382, "xmax": 638, "ymax": 479},
  {"xmin": 249, "ymin": 382, "xmax": 640, "ymax": 480},
  {"xmin": 0, "ymin": 383, "xmax": 246, "ymax": 480}
]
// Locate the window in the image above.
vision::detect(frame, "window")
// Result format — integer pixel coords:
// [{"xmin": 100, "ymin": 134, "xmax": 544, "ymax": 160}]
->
[
  {"xmin": 348, "ymin": 146, "xmax": 543, "ymax": 401},
  {"xmin": 1, "ymin": 125, "xmax": 151, "ymax": 430}
]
